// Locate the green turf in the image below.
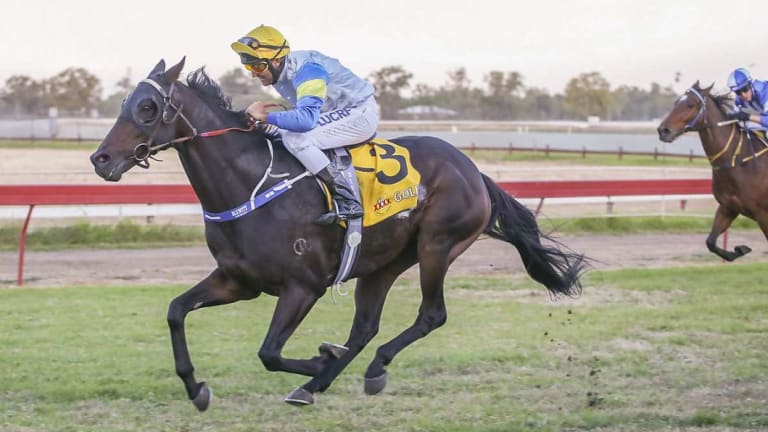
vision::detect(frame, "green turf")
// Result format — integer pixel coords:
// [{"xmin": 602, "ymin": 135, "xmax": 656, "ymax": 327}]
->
[
  {"xmin": 0, "ymin": 220, "xmax": 205, "ymax": 251},
  {"xmin": 1, "ymin": 264, "xmax": 766, "ymax": 431}
]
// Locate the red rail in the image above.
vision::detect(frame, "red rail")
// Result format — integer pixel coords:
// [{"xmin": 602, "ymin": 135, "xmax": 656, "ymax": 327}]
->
[
  {"xmin": 499, "ymin": 179, "xmax": 711, "ymax": 198},
  {"xmin": 1, "ymin": 180, "xmax": 713, "ymax": 286},
  {"xmin": 0, "ymin": 184, "xmax": 198, "ymax": 205}
]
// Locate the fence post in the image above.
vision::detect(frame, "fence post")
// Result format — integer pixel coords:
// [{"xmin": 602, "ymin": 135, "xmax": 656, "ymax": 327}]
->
[
  {"xmin": 17, "ymin": 204, "xmax": 35, "ymax": 286},
  {"xmin": 689, "ymin": 149, "xmax": 694, "ymax": 162},
  {"xmin": 545, "ymin": 144, "xmax": 550, "ymax": 158},
  {"xmin": 654, "ymin": 147, "xmax": 658, "ymax": 160},
  {"xmin": 48, "ymin": 107, "xmax": 59, "ymax": 138},
  {"xmin": 618, "ymin": 146, "xmax": 623, "ymax": 160},
  {"xmin": 581, "ymin": 146, "xmax": 586, "ymax": 159}
]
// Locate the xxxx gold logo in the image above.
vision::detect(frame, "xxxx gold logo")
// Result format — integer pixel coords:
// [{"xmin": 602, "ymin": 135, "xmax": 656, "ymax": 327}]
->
[
  {"xmin": 393, "ymin": 185, "xmax": 418, "ymax": 202},
  {"xmin": 373, "ymin": 197, "xmax": 392, "ymax": 213}
]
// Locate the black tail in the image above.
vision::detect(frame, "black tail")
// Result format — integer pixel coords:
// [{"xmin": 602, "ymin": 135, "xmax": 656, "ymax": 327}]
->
[{"xmin": 481, "ymin": 174, "xmax": 586, "ymax": 297}]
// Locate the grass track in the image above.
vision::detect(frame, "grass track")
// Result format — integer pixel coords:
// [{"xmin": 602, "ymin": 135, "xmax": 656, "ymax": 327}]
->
[{"xmin": 1, "ymin": 264, "xmax": 767, "ymax": 431}]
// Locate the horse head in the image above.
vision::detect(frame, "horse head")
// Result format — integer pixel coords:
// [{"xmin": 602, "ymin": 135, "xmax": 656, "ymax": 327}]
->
[
  {"xmin": 91, "ymin": 58, "xmax": 190, "ymax": 181},
  {"xmin": 657, "ymin": 81, "xmax": 715, "ymax": 143}
]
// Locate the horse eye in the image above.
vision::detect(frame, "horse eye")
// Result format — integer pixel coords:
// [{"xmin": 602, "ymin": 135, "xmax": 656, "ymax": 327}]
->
[{"xmin": 134, "ymin": 98, "xmax": 159, "ymax": 124}]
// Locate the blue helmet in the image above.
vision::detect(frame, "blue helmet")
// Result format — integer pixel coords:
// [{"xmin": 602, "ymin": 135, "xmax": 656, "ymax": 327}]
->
[{"xmin": 727, "ymin": 68, "xmax": 753, "ymax": 92}]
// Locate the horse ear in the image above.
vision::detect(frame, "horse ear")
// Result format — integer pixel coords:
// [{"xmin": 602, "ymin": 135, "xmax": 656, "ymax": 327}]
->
[
  {"xmin": 149, "ymin": 59, "xmax": 166, "ymax": 77},
  {"xmin": 692, "ymin": 80, "xmax": 700, "ymax": 89},
  {"xmin": 703, "ymin": 82, "xmax": 715, "ymax": 93},
  {"xmin": 165, "ymin": 57, "xmax": 186, "ymax": 83}
]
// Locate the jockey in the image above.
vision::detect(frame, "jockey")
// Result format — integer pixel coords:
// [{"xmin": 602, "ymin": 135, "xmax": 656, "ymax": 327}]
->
[
  {"xmin": 726, "ymin": 67, "xmax": 768, "ymax": 132},
  {"xmin": 231, "ymin": 25, "xmax": 377, "ymax": 224}
]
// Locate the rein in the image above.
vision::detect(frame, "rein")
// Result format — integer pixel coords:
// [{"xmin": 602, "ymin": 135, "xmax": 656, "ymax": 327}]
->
[
  {"xmin": 132, "ymin": 77, "xmax": 314, "ymax": 222},
  {"xmin": 132, "ymin": 78, "xmax": 256, "ymax": 167}
]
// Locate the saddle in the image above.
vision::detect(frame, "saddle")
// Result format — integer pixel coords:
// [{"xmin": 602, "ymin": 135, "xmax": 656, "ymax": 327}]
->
[{"xmin": 322, "ymin": 138, "xmax": 422, "ymax": 285}]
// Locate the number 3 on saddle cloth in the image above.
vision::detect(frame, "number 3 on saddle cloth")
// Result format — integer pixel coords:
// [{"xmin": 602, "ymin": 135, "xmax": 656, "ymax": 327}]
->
[{"xmin": 323, "ymin": 137, "xmax": 421, "ymax": 285}]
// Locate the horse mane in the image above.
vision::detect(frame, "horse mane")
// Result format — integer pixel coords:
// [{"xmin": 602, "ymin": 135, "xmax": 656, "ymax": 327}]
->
[
  {"xmin": 692, "ymin": 82, "xmax": 733, "ymax": 115},
  {"xmin": 711, "ymin": 93, "xmax": 734, "ymax": 115},
  {"xmin": 185, "ymin": 67, "xmax": 249, "ymax": 124}
]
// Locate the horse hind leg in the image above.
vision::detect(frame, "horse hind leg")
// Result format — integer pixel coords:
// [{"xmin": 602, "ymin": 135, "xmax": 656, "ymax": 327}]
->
[
  {"xmin": 363, "ymin": 229, "xmax": 481, "ymax": 395},
  {"xmin": 706, "ymin": 205, "xmax": 751, "ymax": 261},
  {"xmin": 286, "ymin": 250, "xmax": 418, "ymax": 405},
  {"xmin": 167, "ymin": 269, "xmax": 259, "ymax": 412}
]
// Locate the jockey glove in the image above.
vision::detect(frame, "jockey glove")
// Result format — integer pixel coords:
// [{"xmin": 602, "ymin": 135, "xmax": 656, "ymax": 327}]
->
[{"xmin": 728, "ymin": 111, "xmax": 751, "ymax": 122}]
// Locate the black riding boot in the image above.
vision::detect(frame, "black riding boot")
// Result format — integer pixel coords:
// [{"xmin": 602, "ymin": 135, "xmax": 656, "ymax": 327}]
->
[{"xmin": 315, "ymin": 165, "xmax": 363, "ymax": 225}]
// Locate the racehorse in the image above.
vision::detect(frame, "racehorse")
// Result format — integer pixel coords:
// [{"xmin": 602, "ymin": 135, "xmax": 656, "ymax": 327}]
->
[
  {"xmin": 90, "ymin": 58, "xmax": 587, "ymax": 410},
  {"xmin": 657, "ymin": 81, "xmax": 768, "ymax": 261}
]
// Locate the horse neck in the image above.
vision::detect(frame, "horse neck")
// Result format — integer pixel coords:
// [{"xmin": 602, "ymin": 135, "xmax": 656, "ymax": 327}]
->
[
  {"xmin": 697, "ymin": 96, "xmax": 739, "ymax": 164},
  {"xmin": 174, "ymin": 90, "xmax": 277, "ymax": 211}
]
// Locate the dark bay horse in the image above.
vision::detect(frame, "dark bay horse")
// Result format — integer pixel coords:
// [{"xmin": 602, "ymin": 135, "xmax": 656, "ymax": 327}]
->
[
  {"xmin": 657, "ymin": 81, "xmax": 768, "ymax": 260},
  {"xmin": 90, "ymin": 58, "xmax": 586, "ymax": 410}
]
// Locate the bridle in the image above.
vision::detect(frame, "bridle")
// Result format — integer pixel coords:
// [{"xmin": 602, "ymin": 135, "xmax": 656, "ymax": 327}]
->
[
  {"xmin": 683, "ymin": 87, "xmax": 708, "ymax": 132},
  {"xmin": 131, "ymin": 77, "xmax": 255, "ymax": 168}
]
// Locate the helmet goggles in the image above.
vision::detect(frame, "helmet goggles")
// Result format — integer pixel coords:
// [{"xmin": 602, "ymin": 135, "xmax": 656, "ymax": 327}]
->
[
  {"xmin": 236, "ymin": 36, "xmax": 287, "ymax": 74},
  {"xmin": 237, "ymin": 36, "xmax": 286, "ymax": 52}
]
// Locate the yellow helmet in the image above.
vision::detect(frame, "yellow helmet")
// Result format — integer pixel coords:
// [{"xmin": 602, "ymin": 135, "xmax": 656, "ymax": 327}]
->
[{"xmin": 231, "ymin": 25, "xmax": 290, "ymax": 62}]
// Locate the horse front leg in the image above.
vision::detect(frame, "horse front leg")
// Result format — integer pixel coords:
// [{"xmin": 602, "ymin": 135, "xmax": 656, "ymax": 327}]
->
[
  {"xmin": 167, "ymin": 269, "xmax": 258, "ymax": 412},
  {"xmin": 706, "ymin": 205, "xmax": 751, "ymax": 261},
  {"xmin": 286, "ymin": 252, "xmax": 418, "ymax": 405},
  {"xmin": 256, "ymin": 284, "xmax": 328, "ymax": 377}
]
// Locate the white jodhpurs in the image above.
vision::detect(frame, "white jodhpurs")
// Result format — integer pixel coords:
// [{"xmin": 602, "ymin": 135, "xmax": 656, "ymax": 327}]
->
[{"xmin": 279, "ymin": 97, "xmax": 378, "ymax": 174}]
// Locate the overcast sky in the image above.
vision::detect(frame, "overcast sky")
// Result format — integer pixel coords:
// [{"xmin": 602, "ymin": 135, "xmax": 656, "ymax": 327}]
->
[{"xmin": 2, "ymin": 0, "xmax": 765, "ymax": 96}]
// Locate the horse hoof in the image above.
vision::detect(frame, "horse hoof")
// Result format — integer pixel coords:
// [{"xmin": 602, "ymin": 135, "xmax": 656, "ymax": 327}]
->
[
  {"xmin": 319, "ymin": 341, "xmax": 349, "ymax": 359},
  {"xmin": 285, "ymin": 386, "xmax": 315, "ymax": 406},
  {"xmin": 735, "ymin": 245, "xmax": 752, "ymax": 256},
  {"xmin": 192, "ymin": 382, "xmax": 213, "ymax": 412},
  {"xmin": 364, "ymin": 372, "xmax": 388, "ymax": 395}
]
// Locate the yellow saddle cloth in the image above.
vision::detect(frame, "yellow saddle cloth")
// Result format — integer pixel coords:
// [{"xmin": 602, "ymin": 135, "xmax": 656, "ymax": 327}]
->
[{"xmin": 348, "ymin": 137, "xmax": 421, "ymax": 227}]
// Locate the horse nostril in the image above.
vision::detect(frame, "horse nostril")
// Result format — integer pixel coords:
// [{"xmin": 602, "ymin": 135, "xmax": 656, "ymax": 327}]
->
[
  {"xmin": 90, "ymin": 151, "xmax": 111, "ymax": 166},
  {"xmin": 658, "ymin": 127, "xmax": 670, "ymax": 137}
]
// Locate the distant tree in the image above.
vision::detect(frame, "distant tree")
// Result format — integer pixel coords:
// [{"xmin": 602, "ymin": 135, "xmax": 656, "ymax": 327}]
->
[
  {"xmin": 563, "ymin": 71, "xmax": 614, "ymax": 119},
  {"xmin": 99, "ymin": 73, "xmax": 135, "ymax": 117},
  {"xmin": 47, "ymin": 68, "xmax": 102, "ymax": 115},
  {"xmin": 368, "ymin": 65, "xmax": 412, "ymax": 119},
  {"xmin": 611, "ymin": 85, "xmax": 647, "ymax": 119},
  {"xmin": 446, "ymin": 67, "xmax": 471, "ymax": 91},
  {"xmin": 483, "ymin": 70, "xmax": 525, "ymax": 119},
  {"xmin": 115, "ymin": 75, "xmax": 133, "ymax": 94},
  {"xmin": 485, "ymin": 71, "xmax": 524, "ymax": 98},
  {"xmin": 218, "ymin": 68, "xmax": 277, "ymax": 110},
  {"xmin": 440, "ymin": 67, "xmax": 484, "ymax": 119},
  {"xmin": 411, "ymin": 83, "xmax": 435, "ymax": 102},
  {"xmin": 610, "ymin": 82, "xmax": 677, "ymax": 120},
  {"xmin": 646, "ymin": 82, "xmax": 678, "ymax": 120},
  {"xmin": 1, "ymin": 75, "xmax": 47, "ymax": 116},
  {"xmin": 521, "ymin": 87, "xmax": 555, "ymax": 120}
]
